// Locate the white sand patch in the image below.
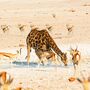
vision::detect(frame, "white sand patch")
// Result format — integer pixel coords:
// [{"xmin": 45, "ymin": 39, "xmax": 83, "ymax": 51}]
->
[{"xmin": 0, "ymin": 44, "xmax": 90, "ymax": 90}]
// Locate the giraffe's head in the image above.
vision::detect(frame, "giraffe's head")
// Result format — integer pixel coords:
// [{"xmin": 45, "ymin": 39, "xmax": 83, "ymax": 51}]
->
[{"xmin": 60, "ymin": 52, "xmax": 67, "ymax": 66}]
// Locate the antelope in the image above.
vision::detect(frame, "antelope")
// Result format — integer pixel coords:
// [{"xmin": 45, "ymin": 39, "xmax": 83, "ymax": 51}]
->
[
  {"xmin": 70, "ymin": 47, "xmax": 81, "ymax": 70},
  {"xmin": 0, "ymin": 71, "xmax": 13, "ymax": 90},
  {"xmin": 0, "ymin": 49, "xmax": 21, "ymax": 63},
  {"xmin": 14, "ymin": 87, "xmax": 32, "ymax": 90},
  {"xmin": 68, "ymin": 74, "xmax": 90, "ymax": 90},
  {"xmin": 77, "ymin": 76, "xmax": 90, "ymax": 90},
  {"xmin": 14, "ymin": 87, "xmax": 23, "ymax": 90}
]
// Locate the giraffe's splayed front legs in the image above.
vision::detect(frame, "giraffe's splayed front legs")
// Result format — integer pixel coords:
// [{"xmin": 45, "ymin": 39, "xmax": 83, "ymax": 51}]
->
[
  {"xmin": 25, "ymin": 56, "xmax": 30, "ymax": 65},
  {"xmin": 36, "ymin": 49, "xmax": 57, "ymax": 66},
  {"xmin": 25, "ymin": 45, "xmax": 31, "ymax": 65}
]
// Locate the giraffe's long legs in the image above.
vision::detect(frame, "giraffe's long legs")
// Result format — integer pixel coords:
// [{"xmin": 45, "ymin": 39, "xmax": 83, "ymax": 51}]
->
[{"xmin": 26, "ymin": 45, "xmax": 31, "ymax": 64}]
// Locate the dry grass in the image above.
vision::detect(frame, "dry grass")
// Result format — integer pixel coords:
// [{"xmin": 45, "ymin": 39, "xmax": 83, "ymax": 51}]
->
[
  {"xmin": 52, "ymin": 13, "xmax": 56, "ymax": 18},
  {"xmin": 66, "ymin": 24, "xmax": 74, "ymax": 33},
  {"xmin": 82, "ymin": 4, "xmax": 90, "ymax": 6},
  {"xmin": 18, "ymin": 24, "xmax": 26, "ymax": 32},
  {"xmin": 45, "ymin": 24, "xmax": 53, "ymax": 31},
  {"xmin": 1, "ymin": 25, "xmax": 9, "ymax": 33}
]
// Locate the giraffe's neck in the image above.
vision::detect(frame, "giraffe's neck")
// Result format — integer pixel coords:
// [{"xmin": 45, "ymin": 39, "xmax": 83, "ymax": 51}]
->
[
  {"xmin": 50, "ymin": 41, "xmax": 63, "ymax": 56},
  {"xmin": 45, "ymin": 30, "xmax": 63, "ymax": 56}
]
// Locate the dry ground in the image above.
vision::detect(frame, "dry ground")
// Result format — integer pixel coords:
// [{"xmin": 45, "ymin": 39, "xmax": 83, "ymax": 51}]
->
[{"xmin": 0, "ymin": 0, "xmax": 90, "ymax": 90}]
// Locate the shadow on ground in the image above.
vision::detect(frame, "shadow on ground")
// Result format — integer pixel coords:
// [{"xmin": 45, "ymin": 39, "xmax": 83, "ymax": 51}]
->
[{"xmin": 0, "ymin": 59, "xmax": 74, "ymax": 69}]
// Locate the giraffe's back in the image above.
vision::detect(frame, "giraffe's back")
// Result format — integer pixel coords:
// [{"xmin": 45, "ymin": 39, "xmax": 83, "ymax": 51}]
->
[{"xmin": 26, "ymin": 29, "xmax": 51, "ymax": 51}]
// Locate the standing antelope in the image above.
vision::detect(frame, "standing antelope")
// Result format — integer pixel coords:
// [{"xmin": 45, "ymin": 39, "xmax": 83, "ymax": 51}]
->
[
  {"xmin": 77, "ymin": 76, "xmax": 90, "ymax": 90},
  {"xmin": 70, "ymin": 47, "xmax": 81, "ymax": 70},
  {"xmin": 0, "ymin": 49, "xmax": 21, "ymax": 63},
  {"xmin": 0, "ymin": 71, "xmax": 13, "ymax": 90},
  {"xmin": 68, "ymin": 74, "xmax": 90, "ymax": 90}
]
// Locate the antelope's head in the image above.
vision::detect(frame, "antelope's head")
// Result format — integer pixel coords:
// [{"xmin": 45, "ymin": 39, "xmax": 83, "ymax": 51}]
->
[
  {"xmin": 0, "ymin": 71, "xmax": 13, "ymax": 86},
  {"xmin": 70, "ymin": 47, "xmax": 80, "ymax": 56}
]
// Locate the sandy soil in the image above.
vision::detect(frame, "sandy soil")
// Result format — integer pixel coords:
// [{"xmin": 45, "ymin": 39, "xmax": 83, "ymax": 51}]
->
[{"xmin": 0, "ymin": 0, "xmax": 90, "ymax": 90}]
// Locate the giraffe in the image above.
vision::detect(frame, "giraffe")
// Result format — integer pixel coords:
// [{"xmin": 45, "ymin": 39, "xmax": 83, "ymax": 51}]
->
[{"xmin": 26, "ymin": 27, "xmax": 67, "ymax": 66}]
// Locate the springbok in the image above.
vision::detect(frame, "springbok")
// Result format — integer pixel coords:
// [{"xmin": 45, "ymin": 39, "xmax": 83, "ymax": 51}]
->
[
  {"xmin": 0, "ymin": 49, "xmax": 21, "ymax": 63},
  {"xmin": 77, "ymin": 76, "xmax": 90, "ymax": 90},
  {"xmin": 0, "ymin": 71, "xmax": 13, "ymax": 90},
  {"xmin": 14, "ymin": 87, "xmax": 32, "ymax": 90},
  {"xmin": 70, "ymin": 47, "xmax": 81, "ymax": 70},
  {"xmin": 68, "ymin": 74, "xmax": 90, "ymax": 90},
  {"xmin": 14, "ymin": 87, "xmax": 23, "ymax": 90}
]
